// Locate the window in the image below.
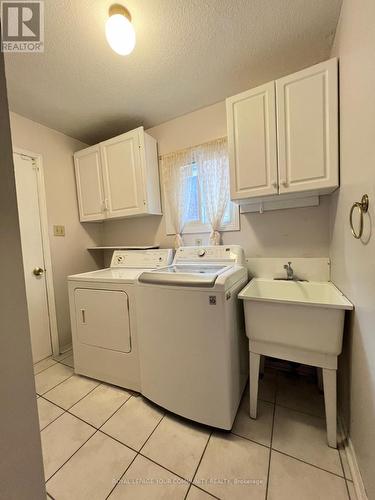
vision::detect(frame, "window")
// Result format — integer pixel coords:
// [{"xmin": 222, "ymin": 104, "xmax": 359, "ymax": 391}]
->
[
  {"xmin": 169, "ymin": 162, "xmax": 239, "ymax": 234},
  {"xmin": 161, "ymin": 138, "xmax": 239, "ymax": 239}
]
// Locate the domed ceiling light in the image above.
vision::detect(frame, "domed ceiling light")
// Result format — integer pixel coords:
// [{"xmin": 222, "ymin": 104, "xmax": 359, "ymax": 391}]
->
[{"xmin": 105, "ymin": 4, "xmax": 136, "ymax": 56}]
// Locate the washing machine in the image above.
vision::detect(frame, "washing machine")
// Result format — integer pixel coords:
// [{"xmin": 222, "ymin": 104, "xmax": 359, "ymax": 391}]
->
[
  {"xmin": 137, "ymin": 245, "xmax": 249, "ymax": 429},
  {"xmin": 68, "ymin": 248, "xmax": 173, "ymax": 390}
]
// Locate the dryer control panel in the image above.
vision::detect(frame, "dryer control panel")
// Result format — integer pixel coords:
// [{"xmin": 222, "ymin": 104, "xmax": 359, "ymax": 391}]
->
[
  {"xmin": 111, "ymin": 249, "xmax": 174, "ymax": 269},
  {"xmin": 174, "ymin": 245, "xmax": 245, "ymax": 266}
]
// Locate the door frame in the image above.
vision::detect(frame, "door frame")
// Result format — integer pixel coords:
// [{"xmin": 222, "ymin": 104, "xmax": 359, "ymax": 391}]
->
[{"xmin": 13, "ymin": 147, "xmax": 59, "ymax": 357}]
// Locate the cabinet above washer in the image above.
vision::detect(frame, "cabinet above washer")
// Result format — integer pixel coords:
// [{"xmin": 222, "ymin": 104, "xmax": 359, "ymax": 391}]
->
[
  {"xmin": 226, "ymin": 58, "xmax": 338, "ymax": 210},
  {"xmin": 74, "ymin": 127, "xmax": 162, "ymax": 222}
]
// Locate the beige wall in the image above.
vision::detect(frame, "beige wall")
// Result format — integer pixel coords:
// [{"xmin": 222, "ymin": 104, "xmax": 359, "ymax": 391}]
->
[
  {"xmin": 0, "ymin": 52, "xmax": 45, "ymax": 499},
  {"xmin": 102, "ymin": 102, "xmax": 331, "ymax": 257},
  {"xmin": 9, "ymin": 112, "xmax": 102, "ymax": 350},
  {"xmin": 330, "ymin": 1, "xmax": 375, "ymax": 497}
]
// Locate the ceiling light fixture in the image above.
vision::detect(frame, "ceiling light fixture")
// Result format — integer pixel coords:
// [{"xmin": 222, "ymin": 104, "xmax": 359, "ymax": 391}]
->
[{"xmin": 105, "ymin": 4, "xmax": 136, "ymax": 56}]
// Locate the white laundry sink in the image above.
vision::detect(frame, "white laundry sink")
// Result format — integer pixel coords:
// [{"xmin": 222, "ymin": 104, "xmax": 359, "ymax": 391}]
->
[
  {"xmin": 239, "ymin": 279, "xmax": 353, "ymax": 356},
  {"xmin": 239, "ymin": 278, "xmax": 353, "ymax": 448}
]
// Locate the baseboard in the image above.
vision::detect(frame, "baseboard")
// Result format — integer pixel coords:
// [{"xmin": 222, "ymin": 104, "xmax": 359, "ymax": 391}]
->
[{"xmin": 338, "ymin": 416, "xmax": 368, "ymax": 500}]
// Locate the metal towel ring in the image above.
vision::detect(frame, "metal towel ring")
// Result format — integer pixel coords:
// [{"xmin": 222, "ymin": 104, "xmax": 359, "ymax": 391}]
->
[{"xmin": 350, "ymin": 194, "xmax": 369, "ymax": 239}]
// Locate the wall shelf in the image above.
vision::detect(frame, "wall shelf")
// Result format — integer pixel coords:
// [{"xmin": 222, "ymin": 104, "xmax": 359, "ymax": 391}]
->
[{"xmin": 87, "ymin": 245, "xmax": 160, "ymax": 250}]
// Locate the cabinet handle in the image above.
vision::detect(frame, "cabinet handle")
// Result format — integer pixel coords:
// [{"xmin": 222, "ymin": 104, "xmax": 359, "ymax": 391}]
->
[
  {"xmin": 81, "ymin": 309, "xmax": 86, "ymax": 324},
  {"xmin": 272, "ymin": 182, "xmax": 278, "ymax": 189},
  {"xmin": 282, "ymin": 180, "xmax": 289, "ymax": 187}
]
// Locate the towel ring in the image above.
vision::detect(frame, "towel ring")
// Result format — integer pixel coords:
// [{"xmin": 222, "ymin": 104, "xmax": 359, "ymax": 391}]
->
[{"xmin": 350, "ymin": 194, "xmax": 369, "ymax": 239}]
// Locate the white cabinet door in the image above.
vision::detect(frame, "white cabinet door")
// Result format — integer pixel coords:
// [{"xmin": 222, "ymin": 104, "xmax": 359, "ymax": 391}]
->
[
  {"xmin": 74, "ymin": 288, "xmax": 131, "ymax": 353},
  {"xmin": 276, "ymin": 58, "xmax": 338, "ymax": 194},
  {"xmin": 74, "ymin": 145, "xmax": 105, "ymax": 221},
  {"xmin": 226, "ymin": 82, "xmax": 278, "ymax": 200},
  {"xmin": 100, "ymin": 129, "xmax": 146, "ymax": 219}
]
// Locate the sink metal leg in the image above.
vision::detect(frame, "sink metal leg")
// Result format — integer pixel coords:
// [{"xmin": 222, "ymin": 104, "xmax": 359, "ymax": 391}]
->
[
  {"xmin": 249, "ymin": 351, "xmax": 260, "ymax": 419},
  {"xmin": 322, "ymin": 368, "xmax": 337, "ymax": 448}
]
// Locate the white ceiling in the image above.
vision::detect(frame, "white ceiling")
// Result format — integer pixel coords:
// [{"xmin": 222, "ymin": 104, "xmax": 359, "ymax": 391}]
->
[{"xmin": 5, "ymin": 0, "xmax": 342, "ymax": 144}]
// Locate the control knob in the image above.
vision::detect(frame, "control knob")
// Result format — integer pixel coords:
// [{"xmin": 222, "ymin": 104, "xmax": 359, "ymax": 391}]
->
[{"xmin": 197, "ymin": 248, "xmax": 206, "ymax": 257}]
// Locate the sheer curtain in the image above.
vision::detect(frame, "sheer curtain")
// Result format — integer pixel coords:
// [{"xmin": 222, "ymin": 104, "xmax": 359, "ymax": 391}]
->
[
  {"xmin": 196, "ymin": 137, "xmax": 230, "ymax": 245},
  {"xmin": 161, "ymin": 149, "xmax": 194, "ymax": 249}
]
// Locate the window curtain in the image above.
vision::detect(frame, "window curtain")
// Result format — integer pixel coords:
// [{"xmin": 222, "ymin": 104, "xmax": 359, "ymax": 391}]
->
[
  {"xmin": 196, "ymin": 137, "xmax": 230, "ymax": 245},
  {"xmin": 161, "ymin": 149, "xmax": 194, "ymax": 249}
]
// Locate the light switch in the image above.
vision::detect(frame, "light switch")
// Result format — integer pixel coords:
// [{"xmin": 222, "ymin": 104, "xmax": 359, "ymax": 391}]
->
[{"xmin": 53, "ymin": 225, "xmax": 65, "ymax": 236}]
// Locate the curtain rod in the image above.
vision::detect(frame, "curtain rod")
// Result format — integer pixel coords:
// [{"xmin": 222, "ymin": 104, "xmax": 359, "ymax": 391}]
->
[{"xmin": 158, "ymin": 136, "xmax": 227, "ymax": 160}]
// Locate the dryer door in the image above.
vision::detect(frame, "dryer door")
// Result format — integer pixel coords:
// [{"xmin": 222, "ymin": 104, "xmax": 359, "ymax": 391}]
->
[{"xmin": 74, "ymin": 289, "xmax": 131, "ymax": 352}]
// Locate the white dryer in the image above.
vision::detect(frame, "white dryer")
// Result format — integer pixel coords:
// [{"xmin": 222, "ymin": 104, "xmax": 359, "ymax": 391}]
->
[
  {"xmin": 137, "ymin": 245, "xmax": 248, "ymax": 429},
  {"xmin": 68, "ymin": 249, "xmax": 173, "ymax": 390}
]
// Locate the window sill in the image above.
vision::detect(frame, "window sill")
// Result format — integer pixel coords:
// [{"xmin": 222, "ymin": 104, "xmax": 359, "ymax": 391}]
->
[{"xmin": 166, "ymin": 222, "xmax": 240, "ymax": 236}]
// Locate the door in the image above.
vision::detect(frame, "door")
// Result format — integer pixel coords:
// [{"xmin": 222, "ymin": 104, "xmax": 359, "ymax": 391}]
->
[
  {"xmin": 74, "ymin": 145, "xmax": 105, "ymax": 221},
  {"xmin": 74, "ymin": 289, "xmax": 131, "ymax": 352},
  {"xmin": 276, "ymin": 58, "xmax": 338, "ymax": 194},
  {"xmin": 226, "ymin": 81, "xmax": 278, "ymax": 200},
  {"xmin": 13, "ymin": 153, "xmax": 52, "ymax": 363},
  {"xmin": 100, "ymin": 129, "xmax": 146, "ymax": 218}
]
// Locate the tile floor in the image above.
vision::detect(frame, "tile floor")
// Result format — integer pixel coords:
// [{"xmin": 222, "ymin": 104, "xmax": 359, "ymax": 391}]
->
[{"xmin": 33, "ymin": 353, "xmax": 355, "ymax": 500}]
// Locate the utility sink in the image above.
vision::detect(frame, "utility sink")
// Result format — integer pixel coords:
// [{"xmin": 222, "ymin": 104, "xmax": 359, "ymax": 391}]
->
[
  {"xmin": 239, "ymin": 278, "xmax": 353, "ymax": 448},
  {"xmin": 239, "ymin": 279, "xmax": 353, "ymax": 356}
]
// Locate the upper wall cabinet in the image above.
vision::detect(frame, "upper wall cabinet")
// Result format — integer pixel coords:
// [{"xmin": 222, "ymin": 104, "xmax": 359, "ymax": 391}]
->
[
  {"xmin": 74, "ymin": 145, "xmax": 105, "ymax": 222},
  {"xmin": 74, "ymin": 127, "xmax": 162, "ymax": 222},
  {"xmin": 276, "ymin": 58, "xmax": 338, "ymax": 195},
  {"xmin": 226, "ymin": 58, "xmax": 338, "ymax": 205},
  {"xmin": 226, "ymin": 82, "xmax": 278, "ymax": 200}
]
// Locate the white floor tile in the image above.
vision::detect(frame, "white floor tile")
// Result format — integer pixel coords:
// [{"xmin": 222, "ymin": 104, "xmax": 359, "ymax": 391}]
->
[
  {"xmin": 108, "ymin": 455, "xmax": 189, "ymax": 499},
  {"xmin": 46, "ymin": 432, "xmax": 136, "ymax": 500},
  {"xmin": 60, "ymin": 354, "xmax": 74, "ymax": 368},
  {"xmin": 37, "ymin": 398, "xmax": 64, "ymax": 430},
  {"xmin": 194, "ymin": 433, "xmax": 269, "ymax": 500},
  {"xmin": 34, "ymin": 357, "xmax": 57, "ymax": 375},
  {"xmin": 268, "ymin": 451, "xmax": 348, "ymax": 500},
  {"xmin": 232, "ymin": 394, "xmax": 274, "ymax": 447},
  {"xmin": 272, "ymin": 405, "xmax": 342, "ymax": 476},
  {"xmin": 69, "ymin": 383, "xmax": 131, "ymax": 428},
  {"xmin": 41, "ymin": 412, "xmax": 95, "ymax": 480},
  {"xmin": 43, "ymin": 375, "xmax": 99, "ymax": 409},
  {"xmin": 142, "ymin": 415, "xmax": 210, "ymax": 481},
  {"xmin": 186, "ymin": 485, "xmax": 216, "ymax": 499},
  {"xmin": 276, "ymin": 372, "xmax": 325, "ymax": 417},
  {"xmin": 102, "ymin": 396, "xmax": 164, "ymax": 450},
  {"xmin": 35, "ymin": 364, "xmax": 74, "ymax": 395}
]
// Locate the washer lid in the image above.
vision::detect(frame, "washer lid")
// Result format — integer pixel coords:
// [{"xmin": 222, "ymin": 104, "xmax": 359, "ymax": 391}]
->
[{"xmin": 138, "ymin": 264, "xmax": 230, "ymax": 288}]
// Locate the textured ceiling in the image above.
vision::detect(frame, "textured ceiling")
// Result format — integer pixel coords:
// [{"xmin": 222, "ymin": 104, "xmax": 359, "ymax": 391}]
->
[{"xmin": 5, "ymin": 0, "xmax": 342, "ymax": 144}]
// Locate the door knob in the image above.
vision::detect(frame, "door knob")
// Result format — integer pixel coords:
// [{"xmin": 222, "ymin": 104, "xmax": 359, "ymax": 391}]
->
[{"xmin": 33, "ymin": 267, "xmax": 44, "ymax": 276}]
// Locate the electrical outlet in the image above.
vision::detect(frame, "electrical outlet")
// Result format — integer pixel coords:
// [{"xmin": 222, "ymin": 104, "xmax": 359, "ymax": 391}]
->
[
  {"xmin": 53, "ymin": 225, "xmax": 65, "ymax": 237},
  {"xmin": 195, "ymin": 238, "xmax": 203, "ymax": 246}
]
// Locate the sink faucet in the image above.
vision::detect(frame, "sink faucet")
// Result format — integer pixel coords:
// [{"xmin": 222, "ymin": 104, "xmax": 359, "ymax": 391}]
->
[
  {"xmin": 284, "ymin": 262, "xmax": 294, "ymax": 280},
  {"xmin": 274, "ymin": 261, "xmax": 308, "ymax": 281}
]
